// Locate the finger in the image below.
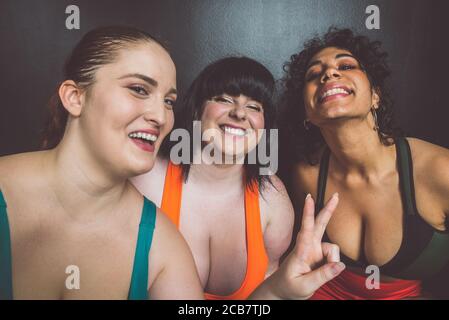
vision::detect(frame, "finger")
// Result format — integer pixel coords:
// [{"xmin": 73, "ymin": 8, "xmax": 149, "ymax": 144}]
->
[
  {"xmin": 300, "ymin": 193, "xmax": 315, "ymax": 232},
  {"xmin": 295, "ymin": 194, "xmax": 315, "ymax": 256},
  {"xmin": 299, "ymin": 262, "xmax": 346, "ymax": 295},
  {"xmin": 314, "ymin": 193, "xmax": 339, "ymax": 241},
  {"xmin": 322, "ymin": 242, "xmax": 341, "ymax": 263}
]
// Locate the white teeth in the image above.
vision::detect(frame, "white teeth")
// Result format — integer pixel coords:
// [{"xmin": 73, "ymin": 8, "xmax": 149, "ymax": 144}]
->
[
  {"xmin": 128, "ymin": 132, "xmax": 157, "ymax": 142},
  {"xmin": 321, "ymin": 88, "xmax": 350, "ymax": 100},
  {"xmin": 222, "ymin": 126, "xmax": 246, "ymax": 136}
]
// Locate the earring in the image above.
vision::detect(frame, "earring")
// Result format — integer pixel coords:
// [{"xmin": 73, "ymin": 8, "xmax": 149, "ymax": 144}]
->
[
  {"xmin": 303, "ymin": 119, "xmax": 311, "ymax": 131},
  {"xmin": 371, "ymin": 106, "xmax": 379, "ymax": 131}
]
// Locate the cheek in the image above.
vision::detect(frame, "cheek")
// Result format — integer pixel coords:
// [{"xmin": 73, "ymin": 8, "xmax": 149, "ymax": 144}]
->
[
  {"xmin": 160, "ymin": 110, "xmax": 174, "ymax": 139},
  {"xmin": 303, "ymin": 85, "xmax": 316, "ymax": 107},
  {"xmin": 200, "ymin": 103, "xmax": 224, "ymax": 129},
  {"xmin": 90, "ymin": 88, "xmax": 138, "ymax": 128},
  {"xmin": 249, "ymin": 113, "xmax": 265, "ymax": 129}
]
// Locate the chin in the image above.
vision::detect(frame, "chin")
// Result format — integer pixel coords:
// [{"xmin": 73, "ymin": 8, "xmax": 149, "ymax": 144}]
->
[{"xmin": 127, "ymin": 158, "xmax": 155, "ymax": 177}]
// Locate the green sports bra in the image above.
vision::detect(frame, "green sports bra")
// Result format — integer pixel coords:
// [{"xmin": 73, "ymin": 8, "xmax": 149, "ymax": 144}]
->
[{"xmin": 0, "ymin": 190, "xmax": 156, "ymax": 300}]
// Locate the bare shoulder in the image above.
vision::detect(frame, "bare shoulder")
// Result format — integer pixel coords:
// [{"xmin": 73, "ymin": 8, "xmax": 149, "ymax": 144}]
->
[
  {"xmin": 407, "ymin": 137, "xmax": 449, "ymax": 185},
  {"xmin": 260, "ymin": 175, "xmax": 292, "ymax": 209},
  {"xmin": 0, "ymin": 151, "xmax": 47, "ymax": 192},
  {"xmin": 260, "ymin": 175, "xmax": 294, "ymax": 226},
  {"xmin": 148, "ymin": 208, "xmax": 185, "ymax": 278},
  {"xmin": 130, "ymin": 156, "xmax": 169, "ymax": 206},
  {"xmin": 407, "ymin": 138, "xmax": 449, "ymax": 216},
  {"xmin": 148, "ymin": 207, "xmax": 203, "ymax": 299},
  {"xmin": 260, "ymin": 176, "xmax": 294, "ymax": 263}
]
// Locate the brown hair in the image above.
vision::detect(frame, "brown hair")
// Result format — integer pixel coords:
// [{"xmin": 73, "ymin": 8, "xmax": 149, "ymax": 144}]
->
[{"xmin": 41, "ymin": 26, "xmax": 167, "ymax": 149}]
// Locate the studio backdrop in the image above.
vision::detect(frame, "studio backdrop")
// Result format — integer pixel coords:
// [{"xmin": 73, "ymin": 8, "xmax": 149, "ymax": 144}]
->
[
  {"xmin": 0, "ymin": 0, "xmax": 448, "ymax": 298},
  {"xmin": 0, "ymin": 0, "xmax": 448, "ymax": 155}
]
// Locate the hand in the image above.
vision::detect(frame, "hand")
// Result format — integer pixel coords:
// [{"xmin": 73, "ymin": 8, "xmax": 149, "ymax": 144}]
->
[{"xmin": 258, "ymin": 193, "xmax": 345, "ymax": 300}]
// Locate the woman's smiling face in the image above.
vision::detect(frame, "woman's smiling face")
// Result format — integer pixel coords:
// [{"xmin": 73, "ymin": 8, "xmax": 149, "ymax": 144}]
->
[
  {"xmin": 200, "ymin": 93, "xmax": 265, "ymax": 159},
  {"xmin": 303, "ymin": 46, "xmax": 379, "ymax": 126},
  {"xmin": 77, "ymin": 41, "xmax": 177, "ymax": 177}
]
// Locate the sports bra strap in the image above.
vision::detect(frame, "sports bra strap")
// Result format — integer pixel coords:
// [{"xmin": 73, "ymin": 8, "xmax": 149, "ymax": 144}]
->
[
  {"xmin": 0, "ymin": 191, "xmax": 13, "ymax": 300},
  {"xmin": 395, "ymin": 137, "xmax": 418, "ymax": 216},
  {"xmin": 128, "ymin": 197, "xmax": 157, "ymax": 300},
  {"xmin": 316, "ymin": 147, "xmax": 330, "ymax": 214}
]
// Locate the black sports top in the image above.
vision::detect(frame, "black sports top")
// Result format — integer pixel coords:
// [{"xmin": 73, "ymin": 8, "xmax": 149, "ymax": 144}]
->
[{"xmin": 315, "ymin": 137, "xmax": 449, "ymax": 280}]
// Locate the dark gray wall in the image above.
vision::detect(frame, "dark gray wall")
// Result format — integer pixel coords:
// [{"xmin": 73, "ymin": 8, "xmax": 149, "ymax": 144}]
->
[
  {"xmin": 1, "ymin": 0, "xmax": 448, "ymax": 155},
  {"xmin": 0, "ymin": 0, "xmax": 448, "ymax": 297}
]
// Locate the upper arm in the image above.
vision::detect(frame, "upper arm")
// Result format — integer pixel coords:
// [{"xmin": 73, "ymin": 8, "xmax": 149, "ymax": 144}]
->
[
  {"xmin": 425, "ymin": 148, "xmax": 449, "ymax": 216},
  {"xmin": 261, "ymin": 176, "xmax": 294, "ymax": 275},
  {"xmin": 147, "ymin": 210, "xmax": 204, "ymax": 300}
]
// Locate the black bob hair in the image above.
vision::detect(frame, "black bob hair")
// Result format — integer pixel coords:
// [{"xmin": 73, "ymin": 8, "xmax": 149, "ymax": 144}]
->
[{"xmin": 161, "ymin": 56, "xmax": 277, "ymax": 192}]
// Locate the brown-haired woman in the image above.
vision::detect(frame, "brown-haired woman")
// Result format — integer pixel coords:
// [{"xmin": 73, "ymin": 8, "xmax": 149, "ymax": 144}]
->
[{"xmin": 0, "ymin": 26, "xmax": 203, "ymax": 299}]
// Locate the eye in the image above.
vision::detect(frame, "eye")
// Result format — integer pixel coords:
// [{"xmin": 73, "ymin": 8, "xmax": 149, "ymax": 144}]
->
[
  {"xmin": 246, "ymin": 104, "xmax": 262, "ymax": 112},
  {"xmin": 164, "ymin": 98, "xmax": 176, "ymax": 109},
  {"xmin": 339, "ymin": 63, "xmax": 356, "ymax": 71},
  {"xmin": 306, "ymin": 70, "xmax": 321, "ymax": 82},
  {"xmin": 212, "ymin": 96, "xmax": 234, "ymax": 104},
  {"xmin": 129, "ymin": 85, "xmax": 148, "ymax": 96}
]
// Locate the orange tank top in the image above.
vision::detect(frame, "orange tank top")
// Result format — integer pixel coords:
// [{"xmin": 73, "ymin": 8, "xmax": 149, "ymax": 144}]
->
[{"xmin": 160, "ymin": 161, "xmax": 269, "ymax": 300}]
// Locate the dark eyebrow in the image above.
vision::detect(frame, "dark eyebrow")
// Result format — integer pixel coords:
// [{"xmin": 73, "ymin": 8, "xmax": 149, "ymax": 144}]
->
[
  {"xmin": 335, "ymin": 53, "xmax": 357, "ymax": 60},
  {"xmin": 306, "ymin": 53, "xmax": 358, "ymax": 71},
  {"xmin": 118, "ymin": 73, "xmax": 177, "ymax": 95}
]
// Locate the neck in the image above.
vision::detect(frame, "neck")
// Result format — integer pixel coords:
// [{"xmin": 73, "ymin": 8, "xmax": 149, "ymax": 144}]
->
[
  {"xmin": 189, "ymin": 161, "xmax": 244, "ymax": 189},
  {"xmin": 320, "ymin": 119, "xmax": 396, "ymax": 178},
  {"xmin": 44, "ymin": 136, "xmax": 130, "ymax": 220}
]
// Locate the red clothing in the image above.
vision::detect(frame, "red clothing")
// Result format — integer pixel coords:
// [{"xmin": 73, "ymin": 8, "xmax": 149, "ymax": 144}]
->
[{"xmin": 310, "ymin": 269, "xmax": 422, "ymax": 300}]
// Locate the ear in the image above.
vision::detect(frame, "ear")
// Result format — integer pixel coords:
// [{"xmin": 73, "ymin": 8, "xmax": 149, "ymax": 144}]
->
[
  {"xmin": 371, "ymin": 87, "xmax": 381, "ymax": 109},
  {"xmin": 58, "ymin": 80, "xmax": 85, "ymax": 117}
]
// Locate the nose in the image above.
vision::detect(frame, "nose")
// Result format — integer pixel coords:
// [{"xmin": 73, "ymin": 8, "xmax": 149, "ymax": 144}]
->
[
  {"xmin": 320, "ymin": 65, "xmax": 342, "ymax": 83},
  {"xmin": 143, "ymin": 97, "xmax": 167, "ymax": 127},
  {"xmin": 228, "ymin": 103, "xmax": 247, "ymax": 121}
]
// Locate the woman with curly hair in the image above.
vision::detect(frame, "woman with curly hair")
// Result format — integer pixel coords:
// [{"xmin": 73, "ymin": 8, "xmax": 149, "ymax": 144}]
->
[{"xmin": 280, "ymin": 28, "xmax": 449, "ymax": 299}]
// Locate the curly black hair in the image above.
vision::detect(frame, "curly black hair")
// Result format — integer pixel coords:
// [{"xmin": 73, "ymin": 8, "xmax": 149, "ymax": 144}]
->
[{"xmin": 279, "ymin": 27, "xmax": 402, "ymax": 166}]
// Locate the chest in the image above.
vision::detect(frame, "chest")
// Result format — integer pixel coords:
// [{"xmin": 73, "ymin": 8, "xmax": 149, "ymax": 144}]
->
[
  {"xmin": 177, "ymin": 184, "xmax": 266, "ymax": 295},
  {"xmin": 321, "ymin": 176, "xmax": 444, "ymax": 267},
  {"xmin": 7, "ymin": 202, "xmax": 138, "ymax": 299}
]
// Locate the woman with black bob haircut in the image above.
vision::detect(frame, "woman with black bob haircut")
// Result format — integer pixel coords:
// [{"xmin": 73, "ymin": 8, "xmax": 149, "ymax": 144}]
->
[
  {"xmin": 133, "ymin": 56, "xmax": 345, "ymax": 300},
  {"xmin": 280, "ymin": 27, "xmax": 449, "ymax": 299},
  {"xmin": 172, "ymin": 56, "xmax": 276, "ymax": 191}
]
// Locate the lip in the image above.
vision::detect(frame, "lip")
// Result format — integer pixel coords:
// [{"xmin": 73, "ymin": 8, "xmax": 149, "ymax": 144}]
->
[
  {"xmin": 219, "ymin": 123, "xmax": 247, "ymax": 130},
  {"xmin": 317, "ymin": 83, "xmax": 353, "ymax": 104},
  {"xmin": 219, "ymin": 123, "xmax": 250, "ymax": 139},
  {"xmin": 131, "ymin": 138, "xmax": 155, "ymax": 153},
  {"xmin": 129, "ymin": 128, "xmax": 160, "ymax": 136},
  {"xmin": 128, "ymin": 128, "xmax": 159, "ymax": 153}
]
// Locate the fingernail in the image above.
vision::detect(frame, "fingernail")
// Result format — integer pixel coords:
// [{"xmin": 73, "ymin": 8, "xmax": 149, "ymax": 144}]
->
[
  {"xmin": 306, "ymin": 193, "xmax": 311, "ymax": 200},
  {"xmin": 333, "ymin": 192, "xmax": 339, "ymax": 199},
  {"xmin": 332, "ymin": 262, "xmax": 345, "ymax": 275}
]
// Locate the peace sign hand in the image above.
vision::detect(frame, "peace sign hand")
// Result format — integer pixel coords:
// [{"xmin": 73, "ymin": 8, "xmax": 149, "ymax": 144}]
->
[{"xmin": 252, "ymin": 193, "xmax": 345, "ymax": 300}]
